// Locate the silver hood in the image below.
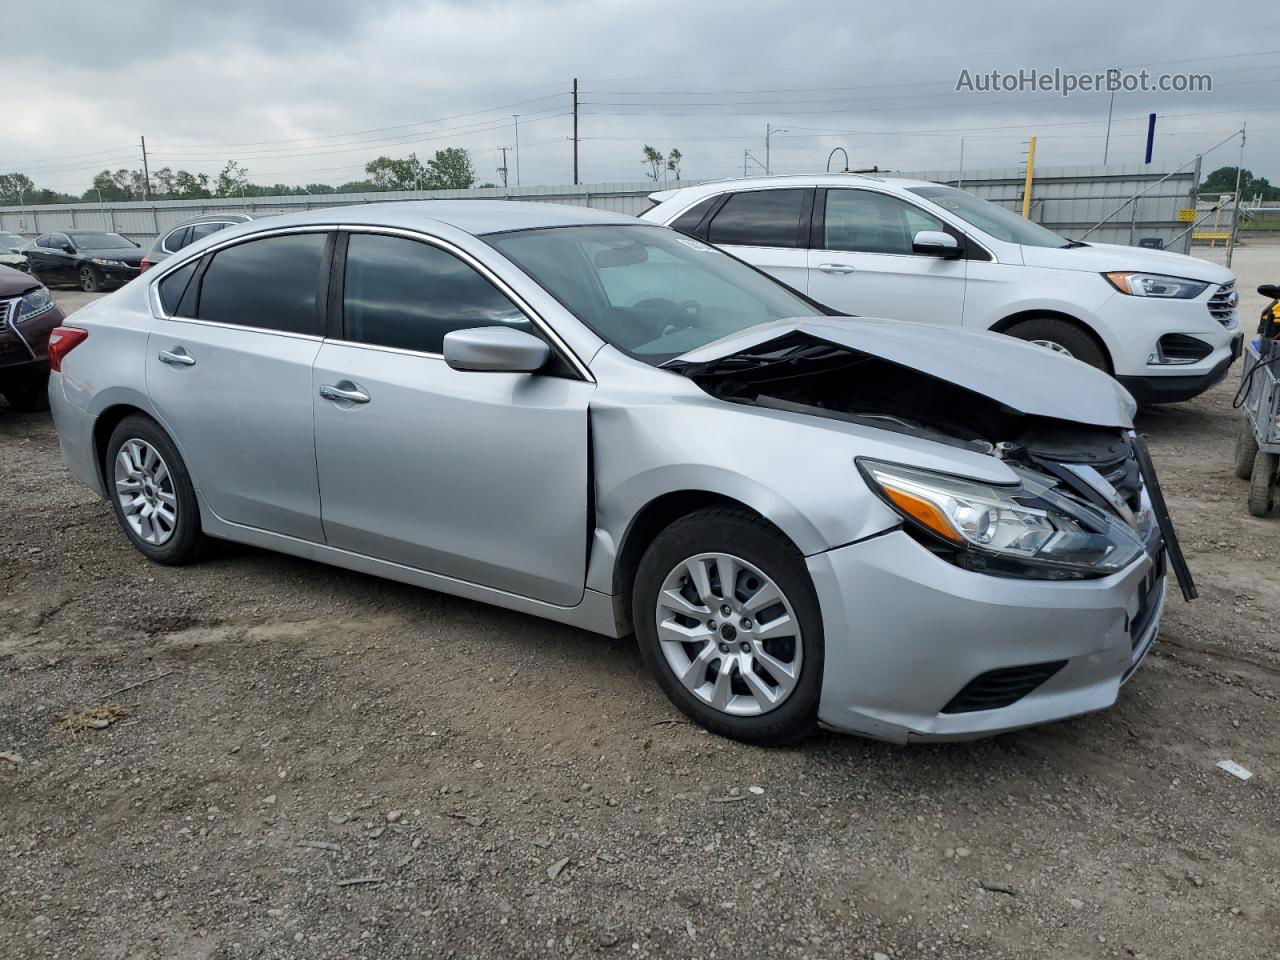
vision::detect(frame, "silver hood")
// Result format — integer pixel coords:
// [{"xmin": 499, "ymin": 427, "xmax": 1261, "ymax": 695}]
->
[{"xmin": 670, "ymin": 316, "xmax": 1137, "ymax": 428}]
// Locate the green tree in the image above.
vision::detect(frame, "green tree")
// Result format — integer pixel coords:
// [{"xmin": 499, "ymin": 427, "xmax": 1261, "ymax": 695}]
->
[
  {"xmin": 172, "ymin": 170, "xmax": 212, "ymax": 199},
  {"xmin": 666, "ymin": 148, "xmax": 683, "ymax": 180},
  {"xmin": 642, "ymin": 145, "xmax": 665, "ymax": 182},
  {"xmin": 0, "ymin": 172, "xmax": 35, "ymax": 204},
  {"xmin": 1200, "ymin": 166, "xmax": 1280, "ymax": 201},
  {"xmin": 365, "ymin": 153, "xmax": 426, "ymax": 190},
  {"xmin": 215, "ymin": 161, "xmax": 250, "ymax": 198},
  {"xmin": 425, "ymin": 147, "xmax": 475, "ymax": 190}
]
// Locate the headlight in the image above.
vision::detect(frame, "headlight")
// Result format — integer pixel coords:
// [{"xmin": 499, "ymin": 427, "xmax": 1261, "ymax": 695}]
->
[
  {"xmin": 858, "ymin": 459, "xmax": 1147, "ymax": 579},
  {"xmin": 1104, "ymin": 272, "xmax": 1208, "ymax": 299},
  {"xmin": 14, "ymin": 286, "xmax": 56, "ymax": 323},
  {"xmin": 90, "ymin": 258, "xmax": 127, "ymax": 267}
]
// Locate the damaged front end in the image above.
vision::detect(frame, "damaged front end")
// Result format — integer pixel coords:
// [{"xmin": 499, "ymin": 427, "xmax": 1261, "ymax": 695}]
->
[{"xmin": 667, "ymin": 325, "xmax": 1195, "ymax": 600}]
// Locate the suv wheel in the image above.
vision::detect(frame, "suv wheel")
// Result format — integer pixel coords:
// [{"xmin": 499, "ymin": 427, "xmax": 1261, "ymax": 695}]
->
[
  {"xmin": 105, "ymin": 414, "xmax": 206, "ymax": 564},
  {"xmin": 633, "ymin": 507, "xmax": 823, "ymax": 745},
  {"xmin": 79, "ymin": 265, "xmax": 101, "ymax": 293},
  {"xmin": 1004, "ymin": 316, "xmax": 1108, "ymax": 371}
]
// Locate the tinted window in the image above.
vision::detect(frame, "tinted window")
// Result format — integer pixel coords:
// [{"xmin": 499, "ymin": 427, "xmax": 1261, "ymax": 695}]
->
[
  {"xmin": 707, "ymin": 189, "xmax": 806, "ymax": 248},
  {"xmin": 342, "ymin": 233, "xmax": 529, "ymax": 354},
  {"xmin": 670, "ymin": 196, "xmax": 719, "ymax": 236},
  {"xmin": 190, "ymin": 221, "xmax": 230, "ymax": 243},
  {"xmin": 69, "ymin": 231, "xmax": 133, "ymax": 249},
  {"xmin": 158, "ymin": 260, "xmax": 198, "ymax": 315},
  {"xmin": 35, "ymin": 235, "xmax": 51, "ymax": 248},
  {"xmin": 163, "ymin": 227, "xmax": 191, "ymax": 253},
  {"xmin": 49, "ymin": 234, "xmax": 71, "ymax": 249},
  {"xmin": 196, "ymin": 232, "xmax": 327, "ymax": 335},
  {"xmin": 823, "ymin": 190, "xmax": 945, "ymax": 255}
]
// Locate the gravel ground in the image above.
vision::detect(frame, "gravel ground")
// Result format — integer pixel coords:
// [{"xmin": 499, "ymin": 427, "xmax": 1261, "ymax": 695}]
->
[{"xmin": 2, "ymin": 255, "xmax": 1278, "ymax": 960}]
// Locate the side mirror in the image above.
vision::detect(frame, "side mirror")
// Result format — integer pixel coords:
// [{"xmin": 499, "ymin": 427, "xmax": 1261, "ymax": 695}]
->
[
  {"xmin": 62, "ymin": 244, "xmax": 76, "ymax": 254},
  {"xmin": 1258, "ymin": 284, "xmax": 1280, "ymax": 300},
  {"xmin": 443, "ymin": 326, "xmax": 551, "ymax": 373},
  {"xmin": 912, "ymin": 230, "xmax": 961, "ymax": 258}
]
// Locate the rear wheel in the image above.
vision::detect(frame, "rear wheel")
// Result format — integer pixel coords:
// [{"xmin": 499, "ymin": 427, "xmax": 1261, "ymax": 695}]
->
[
  {"xmin": 633, "ymin": 507, "xmax": 823, "ymax": 745},
  {"xmin": 1247, "ymin": 450, "xmax": 1278, "ymax": 517},
  {"xmin": 1234, "ymin": 421, "xmax": 1260, "ymax": 480},
  {"xmin": 1003, "ymin": 316, "xmax": 1108, "ymax": 371},
  {"xmin": 1, "ymin": 370, "xmax": 50, "ymax": 412},
  {"xmin": 79, "ymin": 265, "xmax": 101, "ymax": 293},
  {"xmin": 105, "ymin": 414, "xmax": 206, "ymax": 564}
]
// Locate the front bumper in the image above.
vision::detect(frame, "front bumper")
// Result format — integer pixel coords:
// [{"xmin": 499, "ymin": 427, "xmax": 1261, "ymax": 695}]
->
[
  {"xmin": 0, "ymin": 301, "xmax": 63, "ymax": 374},
  {"xmin": 94, "ymin": 263, "xmax": 142, "ymax": 286},
  {"xmin": 808, "ymin": 529, "xmax": 1165, "ymax": 743},
  {"xmin": 1118, "ymin": 333, "xmax": 1242, "ymax": 404}
]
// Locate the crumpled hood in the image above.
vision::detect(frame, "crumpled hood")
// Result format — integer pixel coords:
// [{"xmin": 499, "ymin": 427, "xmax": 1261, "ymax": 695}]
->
[
  {"xmin": 1020, "ymin": 241, "xmax": 1234, "ymax": 284},
  {"xmin": 669, "ymin": 316, "xmax": 1137, "ymax": 428}
]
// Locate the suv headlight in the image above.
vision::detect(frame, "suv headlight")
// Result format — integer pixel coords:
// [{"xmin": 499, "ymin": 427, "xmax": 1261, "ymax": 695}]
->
[
  {"xmin": 1104, "ymin": 272, "xmax": 1208, "ymax": 299},
  {"xmin": 858, "ymin": 459, "xmax": 1146, "ymax": 579},
  {"xmin": 14, "ymin": 286, "xmax": 55, "ymax": 323},
  {"xmin": 90, "ymin": 257, "xmax": 128, "ymax": 267}
]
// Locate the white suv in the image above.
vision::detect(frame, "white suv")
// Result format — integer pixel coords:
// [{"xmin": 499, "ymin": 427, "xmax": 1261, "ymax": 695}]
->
[{"xmin": 642, "ymin": 175, "xmax": 1242, "ymax": 403}]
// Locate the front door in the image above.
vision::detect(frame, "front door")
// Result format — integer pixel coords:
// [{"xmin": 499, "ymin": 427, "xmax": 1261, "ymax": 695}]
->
[
  {"xmin": 806, "ymin": 188, "xmax": 967, "ymax": 325},
  {"xmin": 145, "ymin": 230, "xmax": 331, "ymax": 541},
  {"xmin": 313, "ymin": 230, "xmax": 592, "ymax": 606}
]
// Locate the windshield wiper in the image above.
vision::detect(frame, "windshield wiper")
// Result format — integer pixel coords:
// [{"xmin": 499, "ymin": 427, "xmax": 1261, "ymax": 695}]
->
[{"xmin": 1060, "ymin": 240, "xmax": 1089, "ymax": 249}]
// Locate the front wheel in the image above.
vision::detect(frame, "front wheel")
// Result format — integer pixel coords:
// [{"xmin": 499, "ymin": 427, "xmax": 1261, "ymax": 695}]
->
[
  {"xmin": 79, "ymin": 265, "xmax": 101, "ymax": 293},
  {"xmin": 1003, "ymin": 316, "xmax": 1108, "ymax": 371},
  {"xmin": 105, "ymin": 414, "xmax": 207, "ymax": 564},
  {"xmin": 633, "ymin": 507, "xmax": 823, "ymax": 745}
]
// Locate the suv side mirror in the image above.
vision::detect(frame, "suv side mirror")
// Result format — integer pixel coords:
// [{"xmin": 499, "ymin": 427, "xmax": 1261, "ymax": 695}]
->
[
  {"xmin": 443, "ymin": 326, "xmax": 551, "ymax": 373},
  {"xmin": 912, "ymin": 230, "xmax": 961, "ymax": 258}
]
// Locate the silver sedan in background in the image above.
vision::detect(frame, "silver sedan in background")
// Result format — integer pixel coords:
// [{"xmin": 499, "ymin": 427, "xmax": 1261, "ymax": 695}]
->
[{"xmin": 47, "ymin": 202, "xmax": 1179, "ymax": 744}]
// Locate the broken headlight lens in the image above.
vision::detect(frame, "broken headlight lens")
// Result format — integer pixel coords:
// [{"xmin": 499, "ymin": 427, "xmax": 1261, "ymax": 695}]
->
[{"xmin": 858, "ymin": 459, "xmax": 1146, "ymax": 579}]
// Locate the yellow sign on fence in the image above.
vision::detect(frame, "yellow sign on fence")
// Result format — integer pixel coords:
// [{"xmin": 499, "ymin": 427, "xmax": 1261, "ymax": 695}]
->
[{"xmin": 1178, "ymin": 208, "xmax": 1197, "ymax": 222}]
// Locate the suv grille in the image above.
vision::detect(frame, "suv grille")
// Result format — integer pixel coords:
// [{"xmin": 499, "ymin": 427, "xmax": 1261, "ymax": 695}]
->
[{"xmin": 1208, "ymin": 281, "xmax": 1237, "ymax": 326}]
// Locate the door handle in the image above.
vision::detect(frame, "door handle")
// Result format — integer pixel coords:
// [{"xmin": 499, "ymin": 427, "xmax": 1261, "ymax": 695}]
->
[
  {"xmin": 319, "ymin": 382, "xmax": 370, "ymax": 404},
  {"xmin": 817, "ymin": 263, "xmax": 856, "ymax": 274},
  {"xmin": 158, "ymin": 348, "xmax": 196, "ymax": 367}
]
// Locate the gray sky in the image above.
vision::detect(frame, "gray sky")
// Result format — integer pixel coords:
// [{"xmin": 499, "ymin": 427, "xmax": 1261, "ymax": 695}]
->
[{"xmin": 5, "ymin": 0, "xmax": 1279, "ymax": 195}]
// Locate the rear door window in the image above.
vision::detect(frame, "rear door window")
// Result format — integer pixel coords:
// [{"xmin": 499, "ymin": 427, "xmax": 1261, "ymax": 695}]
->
[
  {"xmin": 341, "ymin": 232, "xmax": 530, "ymax": 354},
  {"xmin": 190, "ymin": 221, "xmax": 232, "ymax": 243},
  {"xmin": 706, "ymin": 189, "xmax": 807, "ymax": 248},
  {"xmin": 195, "ymin": 232, "xmax": 328, "ymax": 335}
]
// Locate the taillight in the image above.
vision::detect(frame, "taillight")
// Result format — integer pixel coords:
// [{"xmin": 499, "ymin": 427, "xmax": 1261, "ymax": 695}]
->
[
  {"xmin": 139, "ymin": 257, "xmax": 154, "ymax": 273},
  {"xmin": 48, "ymin": 327, "xmax": 88, "ymax": 372}
]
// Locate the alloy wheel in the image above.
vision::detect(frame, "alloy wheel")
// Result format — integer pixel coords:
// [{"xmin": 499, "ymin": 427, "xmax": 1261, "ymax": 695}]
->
[
  {"xmin": 654, "ymin": 552, "xmax": 803, "ymax": 717},
  {"xmin": 79, "ymin": 266, "xmax": 98, "ymax": 293},
  {"xmin": 113, "ymin": 438, "xmax": 178, "ymax": 545},
  {"xmin": 1029, "ymin": 338, "xmax": 1074, "ymax": 358}
]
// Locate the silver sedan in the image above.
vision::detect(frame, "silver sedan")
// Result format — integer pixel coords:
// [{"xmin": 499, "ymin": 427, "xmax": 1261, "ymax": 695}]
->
[{"xmin": 47, "ymin": 201, "xmax": 1179, "ymax": 744}]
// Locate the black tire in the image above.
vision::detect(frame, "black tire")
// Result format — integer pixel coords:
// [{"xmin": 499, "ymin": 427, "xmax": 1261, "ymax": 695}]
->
[
  {"xmin": 633, "ymin": 507, "xmax": 824, "ymax": 746},
  {"xmin": 105, "ymin": 414, "xmax": 207, "ymax": 564},
  {"xmin": 1234, "ymin": 420, "xmax": 1260, "ymax": 480},
  {"xmin": 79, "ymin": 265, "xmax": 101, "ymax": 293},
  {"xmin": 1, "ymin": 370, "xmax": 50, "ymax": 412},
  {"xmin": 1003, "ymin": 316, "xmax": 1109, "ymax": 371},
  {"xmin": 1247, "ymin": 450, "xmax": 1278, "ymax": 517}
]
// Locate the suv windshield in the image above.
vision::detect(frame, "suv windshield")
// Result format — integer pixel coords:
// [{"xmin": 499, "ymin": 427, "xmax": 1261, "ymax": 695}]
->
[
  {"xmin": 487, "ymin": 225, "xmax": 819, "ymax": 364},
  {"xmin": 908, "ymin": 186, "xmax": 1071, "ymax": 248},
  {"xmin": 69, "ymin": 231, "xmax": 134, "ymax": 249}
]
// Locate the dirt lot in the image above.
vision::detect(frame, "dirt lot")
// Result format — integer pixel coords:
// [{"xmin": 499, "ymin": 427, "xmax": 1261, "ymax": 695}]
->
[{"xmin": 3, "ymin": 255, "xmax": 1279, "ymax": 960}]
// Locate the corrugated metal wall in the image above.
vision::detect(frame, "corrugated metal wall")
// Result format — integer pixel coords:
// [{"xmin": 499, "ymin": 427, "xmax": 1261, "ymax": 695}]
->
[{"xmin": 0, "ymin": 165, "xmax": 1197, "ymax": 250}]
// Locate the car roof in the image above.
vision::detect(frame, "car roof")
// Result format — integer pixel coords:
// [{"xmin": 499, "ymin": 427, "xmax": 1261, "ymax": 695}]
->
[
  {"xmin": 650, "ymin": 173, "xmax": 943, "ymax": 200},
  {"xmin": 168, "ymin": 212, "xmax": 254, "ymax": 228},
  {"xmin": 212, "ymin": 200, "xmax": 640, "ymax": 238}
]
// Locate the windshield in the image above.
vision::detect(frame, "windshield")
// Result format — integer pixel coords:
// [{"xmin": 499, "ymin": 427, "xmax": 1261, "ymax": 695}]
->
[
  {"xmin": 69, "ymin": 231, "xmax": 134, "ymax": 249},
  {"xmin": 908, "ymin": 186, "xmax": 1071, "ymax": 248},
  {"xmin": 0, "ymin": 233, "xmax": 24, "ymax": 247},
  {"xmin": 487, "ymin": 225, "xmax": 820, "ymax": 364}
]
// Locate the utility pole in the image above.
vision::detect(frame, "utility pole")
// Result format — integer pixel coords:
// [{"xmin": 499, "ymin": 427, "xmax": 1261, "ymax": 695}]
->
[
  {"xmin": 572, "ymin": 78, "xmax": 580, "ymax": 185},
  {"xmin": 1103, "ymin": 91, "xmax": 1115, "ymax": 164},
  {"xmin": 1021, "ymin": 136, "xmax": 1037, "ymax": 219},
  {"xmin": 765, "ymin": 124, "xmax": 787, "ymax": 175},
  {"xmin": 497, "ymin": 147, "xmax": 510, "ymax": 188},
  {"xmin": 512, "ymin": 115, "xmax": 522, "ymax": 187},
  {"xmin": 139, "ymin": 135, "xmax": 152, "ymax": 200},
  {"xmin": 957, "ymin": 137, "xmax": 965, "ymax": 189},
  {"xmin": 1228, "ymin": 122, "xmax": 1246, "ymax": 268}
]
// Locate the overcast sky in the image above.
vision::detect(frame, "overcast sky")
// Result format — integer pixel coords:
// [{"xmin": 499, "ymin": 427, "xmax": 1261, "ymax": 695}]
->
[{"xmin": 5, "ymin": 0, "xmax": 1279, "ymax": 196}]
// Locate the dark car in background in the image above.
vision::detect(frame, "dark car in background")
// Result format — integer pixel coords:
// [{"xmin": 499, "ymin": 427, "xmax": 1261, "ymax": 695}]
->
[
  {"xmin": 0, "ymin": 264, "xmax": 64, "ymax": 410},
  {"xmin": 26, "ymin": 230, "xmax": 144, "ymax": 292},
  {"xmin": 141, "ymin": 213, "xmax": 253, "ymax": 273},
  {"xmin": 0, "ymin": 231, "xmax": 30, "ymax": 273}
]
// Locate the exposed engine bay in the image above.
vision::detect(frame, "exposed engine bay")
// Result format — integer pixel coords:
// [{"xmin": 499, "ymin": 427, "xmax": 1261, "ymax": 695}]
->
[{"xmin": 670, "ymin": 332, "xmax": 1195, "ymax": 598}]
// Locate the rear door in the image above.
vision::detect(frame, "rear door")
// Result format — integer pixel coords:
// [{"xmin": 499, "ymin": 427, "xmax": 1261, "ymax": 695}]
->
[
  {"xmin": 701, "ymin": 188, "xmax": 811, "ymax": 292},
  {"xmin": 312, "ymin": 229, "xmax": 592, "ymax": 606},
  {"xmin": 806, "ymin": 188, "xmax": 966, "ymax": 325},
  {"xmin": 145, "ymin": 230, "xmax": 331, "ymax": 541}
]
